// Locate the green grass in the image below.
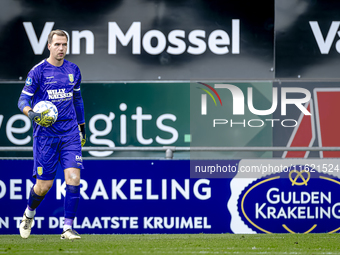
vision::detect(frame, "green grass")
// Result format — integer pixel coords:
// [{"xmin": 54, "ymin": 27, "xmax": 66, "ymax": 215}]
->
[{"xmin": 0, "ymin": 234, "xmax": 340, "ymax": 254}]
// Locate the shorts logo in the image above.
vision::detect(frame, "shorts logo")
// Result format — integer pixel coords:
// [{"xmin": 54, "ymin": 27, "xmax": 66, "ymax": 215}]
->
[
  {"xmin": 37, "ymin": 167, "xmax": 43, "ymax": 176},
  {"xmin": 76, "ymin": 155, "xmax": 82, "ymax": 161},
  {"xmin": 68, "ymin": 74, "xmax": 74, "ymax": 82},
  {"xmin": 25, "ymin": 77, "xmax": 32, "ymax": 86}
]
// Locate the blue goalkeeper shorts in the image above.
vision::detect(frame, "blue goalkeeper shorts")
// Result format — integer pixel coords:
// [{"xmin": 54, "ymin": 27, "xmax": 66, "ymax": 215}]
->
[{"xmin": 33, "ymin": 133, "xmax": 84, "ymax": 180}]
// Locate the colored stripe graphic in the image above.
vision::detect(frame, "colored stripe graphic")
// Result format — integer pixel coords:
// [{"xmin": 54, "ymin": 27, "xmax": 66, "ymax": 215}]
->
[
  {"xmin": 198, "ymin": 82, "xmax": 223, "ymax": 106},
  {"xmin": 198, "ymin": 88, "xmax": 217, "ymax": 106}
]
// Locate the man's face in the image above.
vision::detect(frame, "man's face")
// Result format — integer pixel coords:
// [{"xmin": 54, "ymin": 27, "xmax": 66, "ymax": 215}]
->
[{"xmin": 48, "ymin": 35, "xmax": 67, "ymax": 61}]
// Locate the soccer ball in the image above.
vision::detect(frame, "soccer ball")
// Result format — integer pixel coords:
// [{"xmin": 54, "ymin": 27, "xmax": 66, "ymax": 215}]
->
[{"xmin": 33, "ymin": 101, "xmax": 58, "ymax": 125}]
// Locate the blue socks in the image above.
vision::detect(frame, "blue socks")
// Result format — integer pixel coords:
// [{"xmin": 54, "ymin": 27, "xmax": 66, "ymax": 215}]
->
[
  {"xmin": 64, "ymin": 184, "xmax": 80, "ymax": 222},
  {"xmin": 27, "ymin": 186, "xmax": 45, "ymax": 210},
  {"xmin": 26, "ymin": 184, "xmax": 80, "ymax": 229}
]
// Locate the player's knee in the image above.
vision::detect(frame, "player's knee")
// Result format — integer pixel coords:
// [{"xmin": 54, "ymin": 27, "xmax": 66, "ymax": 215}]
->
[
  {"xmin": 34, "ymin": 181, "xmax": 53, "ymax": 196},
  {"xmin": 66, "ymin": 174, "xmax": 80, "ymax": 186},
  {"xmin": 65, "ymin": 169, "xmax": 80, "ymax": 185}
]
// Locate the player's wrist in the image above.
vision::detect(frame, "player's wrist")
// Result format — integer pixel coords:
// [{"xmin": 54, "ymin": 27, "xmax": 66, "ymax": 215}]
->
[
  {"xmin": 27, "ymin": 110, "xmax": 39, "ymax": 121},
  {"xmin": 79, "ymin": 124, "xmax": 86, "ymax": 147},
  {"xmin": 79, "ymin": 124, "xmax": 86, "ymax": 135}
]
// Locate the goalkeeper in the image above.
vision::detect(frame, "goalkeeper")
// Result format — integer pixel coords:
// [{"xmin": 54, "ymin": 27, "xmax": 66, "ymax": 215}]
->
[{"xmin": 17, "ymin": 29, "xmax": 86, "ymax": 240}]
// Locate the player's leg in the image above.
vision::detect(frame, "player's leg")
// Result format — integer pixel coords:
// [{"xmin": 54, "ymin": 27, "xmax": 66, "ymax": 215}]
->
[
  {"xmin": 61, "ymin": 167, "xmax": 81, "ymax": 239},
  {"xmin": 20, "ymin": 179, "xmax": 54, "ymax": 238},
  {"xmin": 20, "ymin": 136, "xmax": 59, "ymax": 239},
  {"xmin": 60, "ymin": 134, "xmax": 84, "ymax": 239}
]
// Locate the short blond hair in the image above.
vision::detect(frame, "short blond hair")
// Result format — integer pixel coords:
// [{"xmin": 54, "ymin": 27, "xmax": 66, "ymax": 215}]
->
[{"xmin": 48, "ymin": 29, "xmax": 68, "ymax": 44}]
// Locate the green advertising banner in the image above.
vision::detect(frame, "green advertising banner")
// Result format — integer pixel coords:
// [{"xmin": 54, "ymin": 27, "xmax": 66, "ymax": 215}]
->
[
  {"xmin": 81, "ymin": 83, "xmax": 190, "ymax": 158},
  {"xmin": 0, "ymin": 83, "xmax": 190, "ymax": 158},
  {"xmin": 1, "ymin": 82, "xmax": 276, "ymax": 158}
]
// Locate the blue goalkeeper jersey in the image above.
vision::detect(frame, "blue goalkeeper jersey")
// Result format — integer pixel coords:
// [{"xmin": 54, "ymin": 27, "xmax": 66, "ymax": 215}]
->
[{"xmin": 21, "ymin": 59, "xmax": 83, "ymax": 137}]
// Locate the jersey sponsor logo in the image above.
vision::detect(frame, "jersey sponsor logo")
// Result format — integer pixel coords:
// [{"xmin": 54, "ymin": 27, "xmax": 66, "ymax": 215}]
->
[
  {"xmin": 68, "ymin": 74, "xmax": 74, "ymax": 82},
  {"xmin": 25, "ymin": 77, "xmax": 32, "ymax": 86},
  {"xmin": 37, "ymin": 167, "xmax": 43, "ymax": 176},
  {"xmin": 47, "ymin": 89, "xmax": 73, "ymax": 100}
]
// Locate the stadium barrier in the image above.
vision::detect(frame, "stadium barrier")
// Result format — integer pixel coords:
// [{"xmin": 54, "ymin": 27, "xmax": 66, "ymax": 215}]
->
[{"xmin": 1, "ymin": 146, "xmax": 340, "ymax": 159}]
